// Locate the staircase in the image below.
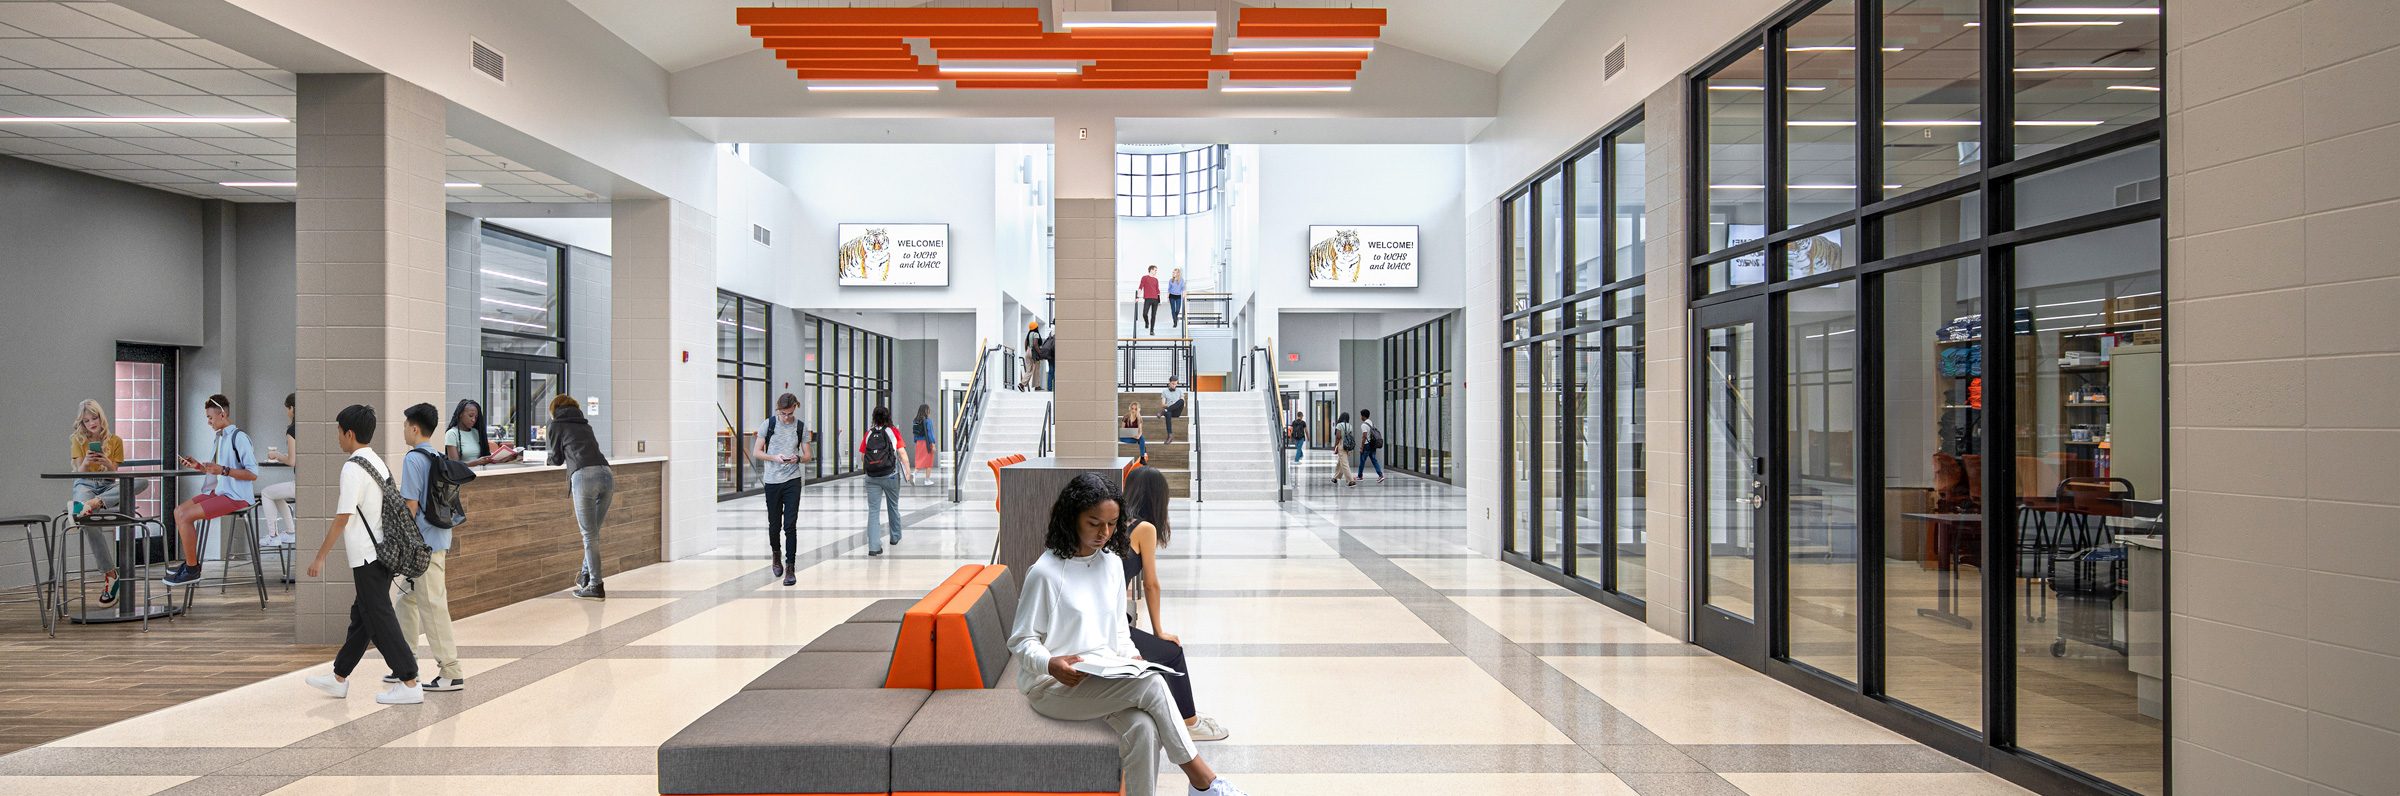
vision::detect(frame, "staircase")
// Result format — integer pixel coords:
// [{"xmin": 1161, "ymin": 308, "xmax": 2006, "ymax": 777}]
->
[
  {"xmin": 961, "ymin": 389, "xmax": 1051, "ymax": 505},
  {"xmin": 1194, "ymin": 390, "xmax": 1281, "ymax": 501},
  {"xmin": 1118, "ymin": 393, "xmax": 1190, "ymax": 498}
]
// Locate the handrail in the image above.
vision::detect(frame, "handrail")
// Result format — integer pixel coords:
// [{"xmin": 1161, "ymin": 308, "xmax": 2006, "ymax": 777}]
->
[
  {"xmin": 1037, "ymin": 399, "xmax": 1055, "ymax": 458},
  {"xmin": 1190, "ymin": 367, "xmax": 1204, "ymax": 503},
  {"xmin": 947, "ymin": 342, "xmax": 1007, "ymax": 503},
  {"xmin": 1116, "ymin": 337, "xmax": 1196, "ymax": 390},
  {"xmin": 1254, "ymin": 338, "xmax": 1287, "ymax": 502}
]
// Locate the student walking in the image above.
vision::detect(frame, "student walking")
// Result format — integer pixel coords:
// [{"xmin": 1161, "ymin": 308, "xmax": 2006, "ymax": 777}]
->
[
  {"xmin": 859, "ymin": 406, "xmax": 909, "ymax": 556},
  {"xmin": 165, "ymin": 394, "xmax": 258, "ymax": 586},
  {"xmin": 65, "ymin": 400, "xmax": 130, "ymax": 605},
  {"xmin": 1286, "ymin": 413, "xmax": 1307, "ymax": 464},
  {"xmin": 909, "ymin": 404, "xmax": 938, "ymax": 486},
  {"xmin": 751, "ymin": 393, "xmax": 810, "ymax": 585},
  {"xmin": 1008, "ymin": 474, "xmax": 1249, "ymax": 796},
  {"xmin": 1023, "ymin": 321, "xmax": 1047, "ymax": 392},
  {"xmin": 1330, "ymin": 412, "xmax": 1357, "ymax": 486},
  {"xmin": 394, "ymin": 403, "xmax": 465, "ymax": 691},
  {"xmin": 1137, "ymin": 265, "xmax": 1163, "ymax": 336},
  {"xmin": 303, "ymin": 404, "xmax": 423, "ymax": 705},
  {"xmin": 1356, "ymin": 408, "xmax": 1386, "ymax": 483},
  {"xmin": 260, "ymin": 393, "xmax": 298, "ymax": 547},
  {"xmin": 547, "ymin": 395, "xmax": 613, "ymax": 600},
  {"xmin": 1166, "ymin": 268, "xmax": 1187, "ymax": 329}
]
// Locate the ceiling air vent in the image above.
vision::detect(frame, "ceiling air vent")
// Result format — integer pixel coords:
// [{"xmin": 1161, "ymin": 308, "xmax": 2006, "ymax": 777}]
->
[
  {"xmin": 752, "ymin": 224, "xmax": 772, "ymax": 246},
  {"xmin": 1603, "ymin": 38, "xmax": 1628, "ymax": 82},
  {"xmin": 471, "ymin": 39, "xmax": 507, "ymax": 84}
]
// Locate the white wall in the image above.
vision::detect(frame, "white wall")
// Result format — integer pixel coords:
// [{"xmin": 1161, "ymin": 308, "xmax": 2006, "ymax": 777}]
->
[{"xmin": 1250, "ymin": 145, "xmax": 1469, "ymax": 350}]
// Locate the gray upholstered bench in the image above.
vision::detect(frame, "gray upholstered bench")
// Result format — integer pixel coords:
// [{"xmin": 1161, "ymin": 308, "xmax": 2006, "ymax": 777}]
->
[
  {"xmin": 893, "ymin": 688, "xmax": 1124, "ymax": 796},
  {"xmin": 657, "ymin": 688, "xmax": 928, "ymax": 795}
]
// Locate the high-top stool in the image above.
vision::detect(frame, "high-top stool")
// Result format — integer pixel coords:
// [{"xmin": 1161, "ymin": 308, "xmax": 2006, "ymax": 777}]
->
[
  {"xmin": 66, "ymin": 512, "xmax": 174, "ymax": 628},
  {"xmin": 0, "ymin": 515, "xmax": 59, "ymax": 637},
  {"xmin": 174, "ymin": 504, "xmax": 268, "ymax": 613},
  {"xmin": 272, "ymin": 495, "xmax": 298, "ymax": 587}
]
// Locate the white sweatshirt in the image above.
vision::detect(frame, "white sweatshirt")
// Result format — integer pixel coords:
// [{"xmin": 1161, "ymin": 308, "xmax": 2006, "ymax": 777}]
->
[{"xmin": 1009, "ymin": 548, "xmax": 1139, "ymax": 694}]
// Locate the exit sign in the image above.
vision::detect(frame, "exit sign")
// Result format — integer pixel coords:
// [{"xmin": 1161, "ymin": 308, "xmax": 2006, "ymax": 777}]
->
[{"xmin": 1287, "ymin": 353, "xmax": 1299, "ymax": 363}]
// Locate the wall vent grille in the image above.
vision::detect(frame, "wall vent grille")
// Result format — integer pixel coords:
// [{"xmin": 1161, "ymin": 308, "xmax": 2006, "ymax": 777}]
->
[
  {"xmin": 752, "ymin": 224, "xmax": 772, "ymax": 245},
  {"xmin": 2115, "ymin": 177, "xmax": 2162, "ymax": 206},
  {"xmin": 472, "ymin": 39, "xmax": 507, "ymax": 84},
  {"xmin": 1603, "ymin": 39, "xmax": 1628, "ymax": 81}
]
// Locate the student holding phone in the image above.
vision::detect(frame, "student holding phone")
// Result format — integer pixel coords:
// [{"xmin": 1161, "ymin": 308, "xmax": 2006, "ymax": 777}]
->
[
  {"xmin": 164, "ymin": 394, "xmax": 256, "ymax": 587},
  {"xmin": 66, "ymin": 400, "xmax": 130, "ymax": 604}
]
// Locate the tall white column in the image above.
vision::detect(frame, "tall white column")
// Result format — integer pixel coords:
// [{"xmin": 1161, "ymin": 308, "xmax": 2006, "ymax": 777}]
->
[
  {"xmin": 611, "ymin": 196, "xmax": 719, "ymax": 560},
  {"xmin": 291, "ymin": 73, "xmax": 448, "ymax": 644}
]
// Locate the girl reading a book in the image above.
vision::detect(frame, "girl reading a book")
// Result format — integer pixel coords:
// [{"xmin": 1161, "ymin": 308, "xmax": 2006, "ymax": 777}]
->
[{"xmin": 1007, "ymin": 473, "xmax": 1247, "ymax": 796}]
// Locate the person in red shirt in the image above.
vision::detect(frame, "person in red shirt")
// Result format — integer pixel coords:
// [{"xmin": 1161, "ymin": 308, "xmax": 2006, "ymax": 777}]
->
[{"xmin": 1137, "ymin": 265, "xmax": 1162, "ymax": 336}]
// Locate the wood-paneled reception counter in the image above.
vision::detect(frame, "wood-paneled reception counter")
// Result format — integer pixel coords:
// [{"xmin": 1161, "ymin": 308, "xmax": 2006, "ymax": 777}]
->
[{"xmin": 442, "ymin": 456, "xmax": 665, "ymax": 619}]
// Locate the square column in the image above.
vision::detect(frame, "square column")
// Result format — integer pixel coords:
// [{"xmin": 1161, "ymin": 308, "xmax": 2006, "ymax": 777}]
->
[
  {"xmin": 1638, "ymin": 80, "xmax": 1693, "ymax": 641},
  {"xmin": 611, "ymin": 197, "xmax": 718, "ymax": 560},
  {"xmin": 1052, "ymin": 115, "xmax": 1118, "ymax": 459},
  {"xmin": 292, "ymin": 73, "xmax": 448, "ymax": 644}
]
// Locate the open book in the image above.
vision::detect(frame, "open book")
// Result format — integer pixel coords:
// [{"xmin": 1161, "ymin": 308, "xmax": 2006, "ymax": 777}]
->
[{"xmin": 1071, "ymin": 653, "xmax": 1184, "ymax": 679}]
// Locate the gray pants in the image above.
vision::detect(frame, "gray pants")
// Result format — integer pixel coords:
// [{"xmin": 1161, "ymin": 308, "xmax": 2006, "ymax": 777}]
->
[
  {"xmin": 866, "ymin": 472, "xmax": 901, "ymax": 553},
  {"xmin": 1027, "ymin": 674, "xmax": 1197, "ymax": 796},
  {"xmin": 570, "ymin": 466, "xmax": 615, "ymax": 586},
  {"xmin": 69, "ymin": 480, "xmax": 124, "ymax": 572}
]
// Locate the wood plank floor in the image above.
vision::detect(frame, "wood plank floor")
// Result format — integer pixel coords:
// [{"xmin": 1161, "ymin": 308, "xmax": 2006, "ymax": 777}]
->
[{"xmin": 0, "ymin": 581, "xmax": 332, "ymax": 754}]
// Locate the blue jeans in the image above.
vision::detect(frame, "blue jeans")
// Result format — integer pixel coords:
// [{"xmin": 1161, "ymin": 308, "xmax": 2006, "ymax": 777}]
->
[
  {"xmin": 1168, "ymin": 295, "xmax": 1185, "ymax": 325},
  {"xmin": 571, "ymin": 466, "xmax": 615, "ymax": 586},
  {"xmin": 1291, "ymin": 439, "xmax": 1303, "ymax": 462},
  {"xmin": 1359, "ymin": 448, "xmax": 1384, "ymax": 478},
  {"xmin": 1121, "ymin": 435, "xmax": 1147, "ymax": 461},
  {"xmin": 866, "ymin": 472, "xmax": 902, "ymax": 552}
]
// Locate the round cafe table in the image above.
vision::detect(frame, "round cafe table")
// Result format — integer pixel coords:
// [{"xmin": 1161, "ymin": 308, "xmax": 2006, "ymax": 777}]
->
[{"xmin": 41, "ymin": 469, "xmax": 203, "ymax": 625}]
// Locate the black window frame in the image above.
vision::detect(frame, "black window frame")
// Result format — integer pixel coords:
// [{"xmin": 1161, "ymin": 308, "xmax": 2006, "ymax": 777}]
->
[
  {"xmin": 716, "ymin": 290, "xmax": 774, "ymax": 500},
  {"xmin": 476, "ymin": 224, "xmax": 571, "ymax": 454}
]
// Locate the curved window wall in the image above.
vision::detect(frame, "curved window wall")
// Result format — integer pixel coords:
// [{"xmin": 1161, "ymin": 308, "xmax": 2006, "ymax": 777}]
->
[
  {"xmin": 1116, "ymin": 146, "xmax": 1221, "ymax": 218},
  {"xmin": 1685, "ymin": 1, "xmax": 2164, "ymax": 794}
]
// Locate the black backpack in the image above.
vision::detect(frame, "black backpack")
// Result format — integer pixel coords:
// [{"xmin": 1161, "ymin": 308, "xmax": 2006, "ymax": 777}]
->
[
  {"xmin": 862, "ymin": 428, "xmax": 898, "ymax": 477},
  {"xmin": 1364, "ymin": 422, "xmax": 1385, "ymax": 451},
  {"xmin": 410, "ymin": 448, "xmax": 476, "ymax": 529},
  {"xmin": 350, "ymin": 453, "xmax": 431, "ymax": 578}
]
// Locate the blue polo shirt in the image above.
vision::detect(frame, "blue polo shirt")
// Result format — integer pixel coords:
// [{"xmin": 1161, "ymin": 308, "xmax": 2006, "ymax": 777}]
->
[
  {"xmin": 398, "ymin": 442, "xmax": 452, "ymax": 551},
  {"xmin": 207, "ymin": 425, "xmax": 258, "ymax": 503}
]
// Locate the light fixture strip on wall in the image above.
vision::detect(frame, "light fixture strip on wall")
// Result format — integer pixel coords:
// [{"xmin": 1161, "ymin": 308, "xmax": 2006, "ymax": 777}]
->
[{"xmin": 1, "ymin": 116, "xmax": 288, "ymax": 125}]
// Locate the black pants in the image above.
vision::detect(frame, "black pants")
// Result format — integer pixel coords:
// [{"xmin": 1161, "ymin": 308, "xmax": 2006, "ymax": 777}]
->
[
  {"xmin": 1129, "ymin": 626, "xmax": 1195, "ymax": 719},
  {"xmin": 1141, "ymin": 298, "xmax": 1160, "ymax": 332},
  {"xmin": 334, "ymin": 561, "xmax": 418, "ymax": 682},
  {"xmin": 764, "ymin": 479, "xmax": 801, "ymax": 568}
]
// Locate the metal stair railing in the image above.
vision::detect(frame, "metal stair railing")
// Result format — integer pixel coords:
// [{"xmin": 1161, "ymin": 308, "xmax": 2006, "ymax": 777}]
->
[
  {"xmin": 947, "ymin": 340, "xmax": 1006, "ymax": 503},
  {"xmin": 1253, "ymin": 340, "xmax": 1288, "ymax": 502}
]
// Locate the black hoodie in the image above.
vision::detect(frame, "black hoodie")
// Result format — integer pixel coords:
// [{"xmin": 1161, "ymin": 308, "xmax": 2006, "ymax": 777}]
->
[{"xmin": 546, "ymin": 405, "xmax": 610, "ymax": 475}]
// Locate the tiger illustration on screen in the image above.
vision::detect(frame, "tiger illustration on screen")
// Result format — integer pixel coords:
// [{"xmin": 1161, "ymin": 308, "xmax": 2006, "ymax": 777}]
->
[
  {"xmin": 838, "ymin": 228, "xmax": 893, "ymax": 282},
  {"xmin": 1309, "ymin": 229, "xmax": 1363, "ymax": 283}
]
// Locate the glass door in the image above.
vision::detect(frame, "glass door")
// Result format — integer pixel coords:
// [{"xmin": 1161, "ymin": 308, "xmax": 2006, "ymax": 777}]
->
[
  {"xmin": 485, "ymin": 354, "xmax": 565, "ymax": 455},
  {"xmin": 1694, "ymin": 298, "xmax": 1769, "ymax": 664}
]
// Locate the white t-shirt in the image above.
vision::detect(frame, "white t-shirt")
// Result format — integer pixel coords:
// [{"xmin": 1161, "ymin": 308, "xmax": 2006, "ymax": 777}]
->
[{"xmin": 335, "ymin": 448, "xmax": 390, "ymax": 569}]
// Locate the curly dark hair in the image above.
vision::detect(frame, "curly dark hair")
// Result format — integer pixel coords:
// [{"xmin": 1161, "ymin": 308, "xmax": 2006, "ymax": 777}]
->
[{"xmin": 1044, "ymin": 472, "xmax": 1130, "ymax": 560}]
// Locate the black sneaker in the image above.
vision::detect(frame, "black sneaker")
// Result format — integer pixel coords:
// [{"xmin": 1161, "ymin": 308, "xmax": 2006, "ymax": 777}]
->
[
  {"xmin": 868, "ymin": 549, "xmax": 883, "ymax": 557},
  {"xmin": 572, "ymin": 582, "xmax": 605, "ymax": 600},
  {"xmin": 162, "ymin": 565, "xmax": 201, "ymax": 586},
  {"xmin": 771, "ymin": 561, "xmax": 785, "ymax": 578},
  {"xmin": 576, "ymin": 570, "xmax": 590, "ymax": 589},
  {"xmin": 782, "ymin": 573, "xmax": 796, "ymax": 587},
  {"xmin": 424, "ymin": 676, "xmax": 465, "ymax": 692}
]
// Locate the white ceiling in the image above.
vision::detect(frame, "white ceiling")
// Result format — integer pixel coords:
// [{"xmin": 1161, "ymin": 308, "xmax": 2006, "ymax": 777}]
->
[
  {"xmin": 567, "ymin": 0, "xmax": 1566, "ymax": 75},
  {"xmin": 0, "ymin": 1, "xmax": 594, "ymax": 203}
]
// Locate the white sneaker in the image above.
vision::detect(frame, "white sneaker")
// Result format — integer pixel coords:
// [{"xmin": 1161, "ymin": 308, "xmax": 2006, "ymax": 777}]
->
[
  {"xmin": 304, "ymin": 674, "xmax": 347, "ymax": 699},
  {"xmin": 376, "ymin": 683, "xmax": 424, "ymax": 705},
  {"xmin": 1191, "ymin": 779, "xmax": 1249, "ymax": 796},
  {"xmin": 1186, "ymin": 714, "xmax": 1230, "ymax": 742}
]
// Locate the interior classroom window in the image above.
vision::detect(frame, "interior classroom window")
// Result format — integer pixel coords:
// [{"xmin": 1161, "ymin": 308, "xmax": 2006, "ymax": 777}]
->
[
  {"xmin": 478, "ymin": 225, "xmax": 568, "ymax": 451},
  {"xmin": 1677, "ymin": 1, "xmax": 2167, "ymax": 792},
  {"xmin": 803, "ymin": 314, "xmax": 894, "ymax": 484},
  {"xmin": 716, "ymin": 291, "xmax": 772, "ymax": 499},
  {"xmin": 1380, "ymin": 314, "xmax": 1453, "ymax": 484}
]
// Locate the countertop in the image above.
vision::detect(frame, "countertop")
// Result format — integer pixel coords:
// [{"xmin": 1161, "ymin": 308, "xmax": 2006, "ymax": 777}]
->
[{"xmin": 464, "ymin": 455, "xmax": 669, "ymax": 478}]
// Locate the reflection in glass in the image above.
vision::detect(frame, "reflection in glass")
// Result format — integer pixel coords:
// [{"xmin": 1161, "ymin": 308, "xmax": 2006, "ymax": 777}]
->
[
  {"xmin": 1573, "ymin": 332, "xmax": 1607, "ymax": 580},
  {"xmin": 1880, "ymin": 256, "xmax": 1984, "ymax": 730},
  {"xmin": 1883, "ymin": 191, "xmax": 1983, "ymax": 257},
  {"xmin": 1511, "ymin": 345, "xmax": 1535, "ymax": 553},
  {"xmin": 2013, "ymin": 3, "xmax": 2161, "ymax": 156},
  {"xmin": 2013, "ymin": 221, "xmax": 2164, "ymax": 795},
  {"xmin": 1783, "ymin": 226, "xmax": 1858, "ymax": 279},
  {"xmin": 716, "ymin": 377, "xmax": 742, "ymax": 494},
  {"xmin": 1785, "ymin": 0, "xmax": 1860, "ymax": 228},
  {"xmin": 1611, "ymin": 324, "xmax": 1647, "ymax": 601},
  {"xmin": 1612, "ymin": 122, "xmax": 1648, "ymax": 283},
  {"xmin": 1540, "ymin": 174, "xmax": 1566, "ymax": 304},
  {"xmin": 484, "ymin": 369, "xmax": 521, "ymax": 448},
  {"xmin": 1573, "ymin": 147, "xmax": 1608, "ymax": 299},
  {"xmin": 2013, "ymin": 143, "xmax": 2160, "ymax": 228},
  {"xmin": 1540, "ymin": 343, "xmax": 1567, "ymax": 564},
  {"xmin": 1883, "ymin": 0, "xmax": 1982, "ymax": 194},
  {"xmin": 1702, "ymin": 321, "xmax": 1760, "ymax": 618},
  {"xmin": 1705, "ymin": 48, "xmax": 1769, "ymax": 251},
  {"xmin": 1509, "ymin": 197, "xmax": 1533, "ymax": 314},
  {"xmin": 1785, "ymin": 281, "xmax": 1860, "ymax": 681}
]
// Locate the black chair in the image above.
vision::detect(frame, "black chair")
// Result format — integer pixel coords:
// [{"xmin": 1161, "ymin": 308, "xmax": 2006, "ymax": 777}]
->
[{"xmin": 1, "ymin": 515, "xmax": 59, "ymax": 637}]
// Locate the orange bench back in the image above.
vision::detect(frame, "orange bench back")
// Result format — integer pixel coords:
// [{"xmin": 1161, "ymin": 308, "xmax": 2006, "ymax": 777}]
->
[
  {"xmin": 934, "ymin": 564, "xmax": 1014, "ymax": 690},
  {"xmin": 986, "ymin": 455, "xmax": 1026, "ymax": 513},
  {"xmin": 884, "ymin": 564, "xmax": 983, "ymax": 690}
]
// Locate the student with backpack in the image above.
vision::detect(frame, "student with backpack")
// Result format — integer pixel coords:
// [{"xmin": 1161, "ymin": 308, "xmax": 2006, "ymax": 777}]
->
[
  {"xmin": 1330, "ymin": 412, "xmax": 1357, "ymax": 487},
  {"xmin": 1286, "ymin": 413, "xmax": 1307, "ymax": 464},
  {"xmin": 1022, "ymin": 321, "xmax": 1046, "ymax": 392},
  {"xmin": 857, "ymin": 406, "xmax": 911, "ymax": 557},
  {"xmin": 303, "ymin": 404, "xmax": 426, "ymax": 706},
  {"xmin": 394, "ymin": 403, "xmax": 469, "ymax": 691},
  {"xmin": 751, "ymin": 393, "xmax": 812, "ymax": 585},
  {"xmin": 1356, "ymin": 408, "xmax": 1386, "ymax": 484}
]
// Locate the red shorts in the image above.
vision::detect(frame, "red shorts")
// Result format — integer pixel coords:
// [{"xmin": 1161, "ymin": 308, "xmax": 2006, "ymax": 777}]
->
[{"xmin": 192, "ymin": 493, "xmax": 249, "ymax": 519}]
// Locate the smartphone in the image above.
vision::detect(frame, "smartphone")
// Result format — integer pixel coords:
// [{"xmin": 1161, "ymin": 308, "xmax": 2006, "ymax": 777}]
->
[{"xmin": 87, "ymin": 441, "xmax": 103, "ymax": 454}]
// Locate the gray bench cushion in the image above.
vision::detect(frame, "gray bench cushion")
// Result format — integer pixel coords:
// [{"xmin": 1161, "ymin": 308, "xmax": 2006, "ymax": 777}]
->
[
  {"xmin": 741, "ymin": 651, "xmax": 893, "ymax": 691},
  {"xmin": 959, "ymin": 591, "xmax": 1011, "ymax": 689},
  {"xmin": 892, "ymin": 688, "xmax": 1122, "ymax": 794},
  {"xmin": 847, "ymin": 597, "xmax": 916, "ymax": 623},
  {"xmin": 988, "ymin": 568, "xmax": 1022, "ymax": 628},
  {"xmin": 659, "ymin": 688, "xmax": 928, "ymax": 794},
  {"xmin": 800, "ymin": 621, "xmax": 901, "ymax": 653}
]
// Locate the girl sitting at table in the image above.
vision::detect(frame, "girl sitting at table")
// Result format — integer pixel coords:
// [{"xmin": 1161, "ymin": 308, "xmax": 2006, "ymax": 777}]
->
[
  {"xmin": 66, "ymin": 399, "xmax": 133, "ymax": 605},
  {"xmin": 443, "ymin": 399, "xmax": 522, "ymax": 466}
]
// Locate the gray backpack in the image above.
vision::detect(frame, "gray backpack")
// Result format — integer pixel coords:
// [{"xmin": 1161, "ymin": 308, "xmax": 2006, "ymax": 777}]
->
[{"xmin": 350, "ymin": 453, "xmax": 431, "ymax": 579}]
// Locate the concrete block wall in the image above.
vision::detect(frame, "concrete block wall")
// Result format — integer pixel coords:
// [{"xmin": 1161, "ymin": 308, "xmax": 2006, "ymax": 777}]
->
[
  {"xmin": 291, "ymin": 73, "xmax": 450, "ymax": 644},
  {"xmin": 2166, "ymin": 0, "xmax": 2400, "ymax": 792},
  {"xmin": 1639, "ymin": 81, "xmax": 1693, "ymax": 640},
  {"xmin": 1053, "ymin": 198, "xmax": 1118, "ymax": 459},
  {"xmin": 610, "ymin": 197, "xmax": 717, "ymax": 562}
]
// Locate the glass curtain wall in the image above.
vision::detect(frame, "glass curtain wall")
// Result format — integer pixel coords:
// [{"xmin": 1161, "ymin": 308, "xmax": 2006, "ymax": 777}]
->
[
  {"xmin": 1501, "ymin": 113, "xmax": 1649, "ymax": 615},
  {"xmin": 803, "ymin": 314, "xmax": 895, "ymax": 484},
  {"xmin": 716, "ymin": 291, "xmax": 772, "ymax": 499},
  {"xmin": 1683, "ymin": 0, "xmax": 2165, "ymax": 793},
  {"xmin": 478, "ymin": 226, "xmax": 568, "ymax": 450},
  {"xmin": 1381, "ymin": 315, "xmax": 1453, "ymax": 483}
]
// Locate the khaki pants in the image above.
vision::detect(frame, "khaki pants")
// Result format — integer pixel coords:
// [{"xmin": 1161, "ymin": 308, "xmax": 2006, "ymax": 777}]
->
[
  {"xmin": 1333, "ymin": 445, "xmax": 1355, "ymax": 483},
  {"xmin": 396, "ymin": 550, "xmax": 463, "ymax": 680},
  {"xmin": 1027, "ymin": 674, "xmax": 1196, "ymax": 796}
]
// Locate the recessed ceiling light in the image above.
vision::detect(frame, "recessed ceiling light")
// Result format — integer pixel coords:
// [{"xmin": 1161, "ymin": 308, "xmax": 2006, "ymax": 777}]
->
[
  {"xmin": 219, "ymin": 181, "xmax": 297, "ymax": 188},
  {"xmin": 446, "ymin": 182, "xmax": 482, "ymax": 188},
  {"xmin": 2015, "ymin": 6, "xmax": 2160, "ymax": 15},
  {"xmin": 2106, "ymin": 84, "xmax": 2162, "ymax": 92},
  {"xmin": 1226, "ymin": 39, "xmax": 1376, "ymax": 54},
  {"xmin": 1222, "ymin": 84, "xmax": 1353, "ymax": 93},
  {"xmin": 1058, "ymin": 11, "xmax": 1216, "ymax": 30},
  {"xmin": 1964, "ymin": 20, "xmax": 2126, "ymax": 26},
  {"xmin": 2014, "ymin": 65, "xmax": 2155, "ymax": 72},
  {"xmin": 1787, "ymin": 46, "xmax": 1907, "ymax": 52},
  {"xmin": 2016, "ymin": 119, "xmax": 2107, "ymax": 126},
  {"xmin": 2, "ymin": 116, "xmax": 288, "ymax": 125},
  {"xmin": 1709, "ymin": 85, "xmax": 1830, "ymax": 91},
  {"xmin": 806, "ymin": 83, "xmax": 941, "ymax": 92},
  {"xmin": 939, "ymin": 62, "xmax": 1082, "ymax": 75},
  {"xmin": 1709, "ymin": 184, "xmax": 1768, "ymax": 190}
]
